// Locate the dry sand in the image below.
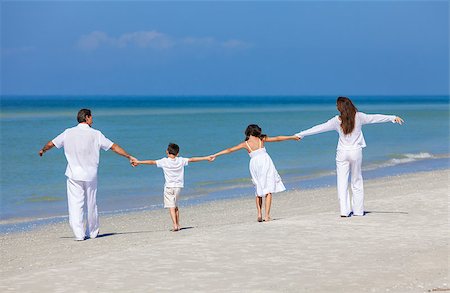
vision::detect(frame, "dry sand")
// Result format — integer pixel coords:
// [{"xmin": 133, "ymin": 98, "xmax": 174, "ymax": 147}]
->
[{"xmin": 1, "ymin": 170, "xmax": 449, "ymax": 292}]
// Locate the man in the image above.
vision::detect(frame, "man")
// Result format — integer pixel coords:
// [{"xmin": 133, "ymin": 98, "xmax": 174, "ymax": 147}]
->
[{"xmin": 39, "ymin": 109, "xmax": 136, "ymax": 241}]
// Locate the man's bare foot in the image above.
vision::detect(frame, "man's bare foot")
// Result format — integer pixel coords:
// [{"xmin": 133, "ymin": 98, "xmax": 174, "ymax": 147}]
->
[{"xmin": 264, "ymin": 217, "xmax": 272, "ymax": 222}]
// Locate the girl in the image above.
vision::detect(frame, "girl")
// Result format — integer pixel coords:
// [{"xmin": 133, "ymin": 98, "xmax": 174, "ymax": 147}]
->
[
  {"xmin": 212, "ymin": 124, "xmax": 299, "ymax": 222},
  {"xmin": 295, "ymin": 97, "xmax": 404, "ymax": 217}
]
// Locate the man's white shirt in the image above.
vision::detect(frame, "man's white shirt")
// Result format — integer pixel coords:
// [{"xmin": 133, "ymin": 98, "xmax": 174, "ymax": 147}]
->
[{"xmin": 52, "ymin": 123, "xmax": 114, "ymax": 181}]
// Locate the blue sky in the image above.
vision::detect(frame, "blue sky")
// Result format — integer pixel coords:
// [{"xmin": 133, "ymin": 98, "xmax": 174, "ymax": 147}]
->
[{"xmin": 1, "ymin": 1, "xmax": 448, "ymax": 96}]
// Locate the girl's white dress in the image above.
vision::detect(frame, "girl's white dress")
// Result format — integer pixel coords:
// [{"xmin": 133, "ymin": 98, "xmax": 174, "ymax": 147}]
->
[{"xmin": 247, "ymin": 141, "xmax": 286, "ymax": 197}]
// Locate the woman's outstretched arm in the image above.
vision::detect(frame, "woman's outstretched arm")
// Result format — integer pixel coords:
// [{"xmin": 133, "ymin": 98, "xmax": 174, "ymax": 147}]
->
[
  {"xmin": 264, "ymin": 135, "xmax": 300, "ymax": 142},
  {"xmin": 212, "ymin": 142, "xmax": 246, "ymax": 158},
  {"xmin": 358, "ymin": 112, "xmax": 404, "ymax": 125}
]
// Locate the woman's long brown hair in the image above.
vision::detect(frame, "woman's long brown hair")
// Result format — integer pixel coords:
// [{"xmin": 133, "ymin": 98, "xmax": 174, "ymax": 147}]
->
[{"xmin": 336, "ymin": 97, "xmax": 357, "ymax": 135}]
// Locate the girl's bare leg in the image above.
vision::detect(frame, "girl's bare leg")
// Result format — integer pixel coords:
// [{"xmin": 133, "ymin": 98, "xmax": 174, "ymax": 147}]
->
[
  {"xmin": 264, "ymin": 193, "xmax": 272, "ymax": 222},
  {"xmin": 256, "ymin": 196, "xmax": 263, "ymax": 222}
]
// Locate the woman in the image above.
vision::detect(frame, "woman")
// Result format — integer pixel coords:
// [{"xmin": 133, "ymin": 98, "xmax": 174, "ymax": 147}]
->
[{"xmin": 295, "ymin": 97, "xmax": 404, "ymax": 217}]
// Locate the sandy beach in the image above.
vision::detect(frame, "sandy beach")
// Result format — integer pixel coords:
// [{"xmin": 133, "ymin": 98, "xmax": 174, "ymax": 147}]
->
[{"xmin": 1, "ymin": 169, "xmax": 449, "ymax": 292}]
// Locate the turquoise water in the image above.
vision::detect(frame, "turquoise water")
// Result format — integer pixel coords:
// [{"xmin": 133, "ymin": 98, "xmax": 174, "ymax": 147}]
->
[{"xmin": 1, "ymin": 96, "xmax": 449, "ymax": 227}]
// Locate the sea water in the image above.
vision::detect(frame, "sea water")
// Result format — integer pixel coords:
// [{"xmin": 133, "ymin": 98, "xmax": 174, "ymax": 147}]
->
[{"xmin": 1, "ymin": 96, "xmax": 449, "ymax": 230}]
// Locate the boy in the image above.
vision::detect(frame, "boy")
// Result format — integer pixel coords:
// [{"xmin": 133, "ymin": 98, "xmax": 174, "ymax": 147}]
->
[{"xmin": 133, "ymin": 143, "xmax": 213, "ymax": 231}]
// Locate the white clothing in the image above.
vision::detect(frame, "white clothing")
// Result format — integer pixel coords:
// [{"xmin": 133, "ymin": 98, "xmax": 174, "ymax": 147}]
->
[
  {"xmin": 336, "ymin": 149, "xmax": 364, "ymax": 216},
  {"xmin": 156, "ymin": 157, "xmax": 189, "ymax": 188},
  {"xmin": 163, "ymin": 187, "xmax": 181, "ymax": 208},
  {"xmin": 66, "ymin": 178, "xmax": 99, "ymax": 240},
  {"xmin": 247, "ymin": 141, "xmax": 286, "ymax": 197},
  {"xmin": 53, "ymin": 123, "xmax": 113, "ymax": 239},
  {"xmin": 53, "ymin": 123, "xmax": 114, "ymax": 181},
  {"xmin": 295, "ymin": 112, "xmax": 396, "ymax": 216},
  {"xmin": 295, "ymin": 112, "xmax": 396, "ymax": 150}
]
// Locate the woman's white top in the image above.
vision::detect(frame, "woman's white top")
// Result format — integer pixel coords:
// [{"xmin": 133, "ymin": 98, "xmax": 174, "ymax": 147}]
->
[{"xmin": 295, "ymin": 112, "xmax": 396, "ymax": 150}]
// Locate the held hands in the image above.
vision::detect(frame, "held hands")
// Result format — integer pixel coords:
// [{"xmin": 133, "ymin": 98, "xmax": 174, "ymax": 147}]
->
[
  {"xmin": 208, "ymin": 156, "xmax": 216, "ymax": 162},
  {"xmin": 394, "ymin": 116, "xmax": 404, "ymax": 125},
  {"xmin": 129, "ymin": 156, "xmax": 139, "ymax": 167}
]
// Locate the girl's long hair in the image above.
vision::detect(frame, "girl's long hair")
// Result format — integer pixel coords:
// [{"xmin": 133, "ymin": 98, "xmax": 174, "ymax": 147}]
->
[
  {"xmin": 245, "ymin": 124, "xmax": 267, "ymax": 141},
  {"xmin": 336, "ymin": 96, "xmax": 357, "ymax": 135}
]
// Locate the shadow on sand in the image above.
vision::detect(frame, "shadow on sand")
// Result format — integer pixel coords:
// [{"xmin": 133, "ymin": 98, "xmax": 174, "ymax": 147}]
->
[
  {"xmin": 60, "ymin": 226, "xmax": 196, "ymax": 239},
  {"xmin": 364, "ymin": 210, "xmax": 409, "ymax": 215}
]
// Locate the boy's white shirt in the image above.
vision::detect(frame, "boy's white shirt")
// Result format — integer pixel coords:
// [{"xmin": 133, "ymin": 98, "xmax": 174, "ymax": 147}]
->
[
  {"xmin": 295, "ymin": 112, "xmax": 396, "ymax": 150},
  {"xmin": 156, "ymin": 156, "xmax": 189, "ymax": 187}
]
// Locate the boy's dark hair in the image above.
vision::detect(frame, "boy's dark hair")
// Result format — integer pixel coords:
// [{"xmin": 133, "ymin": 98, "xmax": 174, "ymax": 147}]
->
[
  {"xmin": 167, "ymin": 143, "xmax": 180, "ymax": 155},
  {"xmin": 77, "ymin": 109, "xmax": 92, "ymax": 123}
]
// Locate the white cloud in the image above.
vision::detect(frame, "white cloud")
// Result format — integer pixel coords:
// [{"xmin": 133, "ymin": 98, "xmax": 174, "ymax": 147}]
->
[
  {"xmin": 77, "ymin": 30, "xmax": 172, "ymax": 51},
  {"xmin": 77, "ymin": 30, "xmax": 251, "ymax": 51},
  {"xmin": 116, "ymin": 31, "xmax": 174, "ymax": 49},
  {"xmin": 77, "ymin": 31, "xmax": 111, "ymax": 51}
]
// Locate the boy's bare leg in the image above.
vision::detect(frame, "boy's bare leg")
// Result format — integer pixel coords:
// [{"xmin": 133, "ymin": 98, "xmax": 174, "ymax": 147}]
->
[
  {"xmin": 256, "ymin": 196, "xmax": 263, "ymax": 222},
  {"xmin": 264, "ymin": 193, "xmax": 272, "ymax": 222},
  {"xmin": 175, "ymin": 207, "xmax": 180, "ymax": 230},
  {"xmin": 169, "ymin": 207, "xmax": 178, "ymax": 231}
]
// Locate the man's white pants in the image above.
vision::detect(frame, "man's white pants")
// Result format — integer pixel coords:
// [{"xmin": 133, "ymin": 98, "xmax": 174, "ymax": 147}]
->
[
  {"xmin": 66, "ymin": 178, "xmax": 99, "ymax": 240},
  {"xmin": 336, "ymin": 148, "xmax": 364, "ymax": 216}
]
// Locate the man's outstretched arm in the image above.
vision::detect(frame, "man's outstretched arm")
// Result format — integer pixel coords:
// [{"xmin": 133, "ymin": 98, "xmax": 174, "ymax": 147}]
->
[
  {"xmin": 110, "ymin": 143, "xmax": 137, "ymax": 164},
  {"xmin": 39, "ymin": 141, "xmax": 55, "ymax": 156}
]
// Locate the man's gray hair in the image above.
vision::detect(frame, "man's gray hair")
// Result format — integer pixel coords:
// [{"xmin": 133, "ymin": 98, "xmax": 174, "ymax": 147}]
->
[{"xmin": 77, "ymin": 109, "xmax": 92, "ymax": 123}]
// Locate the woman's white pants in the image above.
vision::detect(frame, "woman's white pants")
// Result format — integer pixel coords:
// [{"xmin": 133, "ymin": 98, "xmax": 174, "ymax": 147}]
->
[
  {"xmin": 336, "ymin": 148, "xmax": 364, "ymax": 216},
  {"xmin": 66, "ymin": 178, "xmax": 99, "ymax": 240}
]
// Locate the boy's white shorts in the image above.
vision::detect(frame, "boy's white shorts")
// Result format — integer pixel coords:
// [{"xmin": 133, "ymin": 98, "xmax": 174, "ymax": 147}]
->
[{"xmin": 163, "ymin": 187, "xmax": 182, "ymax": 208}]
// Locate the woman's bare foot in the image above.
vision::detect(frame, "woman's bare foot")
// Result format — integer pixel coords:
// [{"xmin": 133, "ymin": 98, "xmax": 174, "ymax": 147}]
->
[{"xmin": 264, "ymin": 217, "xmax": 272, "ymax": 222}]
